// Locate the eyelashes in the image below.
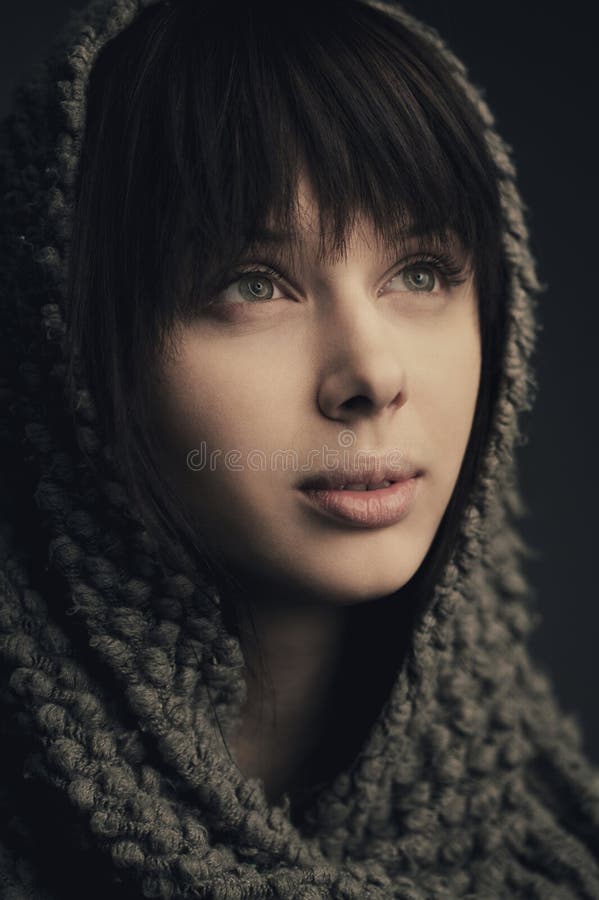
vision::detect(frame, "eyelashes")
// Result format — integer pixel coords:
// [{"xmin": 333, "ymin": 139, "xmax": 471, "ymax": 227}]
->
[
  {"xmin": 208, "ymin": 250, "xmax": 469, "ymax": 307},
  {"xmin": 387, "ymin": 252, "xmax": 468, "ymax": 291}
]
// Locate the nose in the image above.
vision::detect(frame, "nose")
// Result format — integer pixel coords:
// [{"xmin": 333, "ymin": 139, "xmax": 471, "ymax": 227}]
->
[{"xmin": 316, "ymin": 294, "xmax": 406, "ymax": 424}]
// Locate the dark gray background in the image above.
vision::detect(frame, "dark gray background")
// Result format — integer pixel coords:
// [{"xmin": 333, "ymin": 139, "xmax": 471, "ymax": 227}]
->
[{"xmin": 2, "ymin": 2, "xmax": 597, "ymax": 763}]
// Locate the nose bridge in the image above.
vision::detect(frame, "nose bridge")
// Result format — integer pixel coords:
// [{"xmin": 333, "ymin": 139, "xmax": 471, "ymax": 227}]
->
[
  {"xmin": 315, "ymin": 279, "xmax": 406, "ymax": 418},
  {"xmin": 316, "ymin": 272, "xmax": 399, "ymax": 363}
]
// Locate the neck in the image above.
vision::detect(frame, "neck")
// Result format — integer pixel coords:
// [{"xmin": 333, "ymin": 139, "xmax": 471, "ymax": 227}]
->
[
  {"xmin": 217, "ymin": 569, "xmax": 405, "ymax": 806},
  {"xmin": 223, "ymin": 578, "xmax": 350, "ymax": 801}
]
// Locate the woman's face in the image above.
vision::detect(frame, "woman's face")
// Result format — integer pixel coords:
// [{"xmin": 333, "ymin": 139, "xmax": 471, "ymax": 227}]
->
[{"xmin": 153, "ymin": 176, "xmax": 481, "ymax": 605}]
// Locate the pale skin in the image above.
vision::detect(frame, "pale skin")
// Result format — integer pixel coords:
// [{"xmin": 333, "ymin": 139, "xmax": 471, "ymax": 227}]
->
[{"xmin": 152, "ymin": 174, "xmax": 482, "ymax": 804}]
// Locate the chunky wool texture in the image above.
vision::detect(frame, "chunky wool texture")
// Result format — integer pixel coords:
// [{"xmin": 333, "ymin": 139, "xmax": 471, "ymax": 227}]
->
[{"xmin": 1, "ymin": 0, "xmax": 599, "ymax": 897}]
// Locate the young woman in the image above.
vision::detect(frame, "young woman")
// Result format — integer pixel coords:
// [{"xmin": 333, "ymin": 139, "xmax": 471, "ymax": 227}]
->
[{"xmin": 1, "ymin": 0, "xmax": 598, "ymax": 897}]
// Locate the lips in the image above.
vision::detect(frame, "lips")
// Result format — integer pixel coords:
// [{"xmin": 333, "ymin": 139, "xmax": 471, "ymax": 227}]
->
[
  {"xmin": 298, "ymin": 459, "xmax": 421, "ymax": 491},
  {"xmin": 299, "ymin": 474, "xmax": 422, "ymax": 527}
]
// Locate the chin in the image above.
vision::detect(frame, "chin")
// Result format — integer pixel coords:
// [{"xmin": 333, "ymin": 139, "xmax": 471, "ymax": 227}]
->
[
  {"xmin": 302, "ymin": 535, "xmax": 428, "ymax": 604},
  {"xmin": 268, "ymin": 556, "xmax": 421, "ymax": 607}
]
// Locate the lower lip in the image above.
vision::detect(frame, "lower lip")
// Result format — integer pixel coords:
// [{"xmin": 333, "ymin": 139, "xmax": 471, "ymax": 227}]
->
[{"xmin": 299, "ymin": 477, "xmax": 421, "ymax": 528}]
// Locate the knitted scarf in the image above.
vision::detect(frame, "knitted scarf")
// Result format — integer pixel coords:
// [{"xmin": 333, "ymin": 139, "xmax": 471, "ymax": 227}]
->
[{"xmin": 1, "ymin": 1, "xmax": 599, "ymax": 898}]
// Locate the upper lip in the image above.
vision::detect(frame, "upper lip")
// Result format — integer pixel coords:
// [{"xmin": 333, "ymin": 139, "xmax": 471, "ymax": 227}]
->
[{"xmin": 298, "ymin": 458, "xmax": 422, "ymax": 490}]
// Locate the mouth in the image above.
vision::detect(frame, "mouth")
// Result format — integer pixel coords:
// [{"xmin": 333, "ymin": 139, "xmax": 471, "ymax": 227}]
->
[
  {"xmin": 327, "ymin": 479, "xmax": 395, "ymax": 491},
  {"xmin": 299, "ymin": 475, "xmax": 422, "ymax": 528},
  {"xmin": 298, "ymin": 465, "xmax": 422, "ymax": 493}
]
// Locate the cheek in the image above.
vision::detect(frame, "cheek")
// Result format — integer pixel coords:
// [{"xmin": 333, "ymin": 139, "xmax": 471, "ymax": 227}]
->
[
  {"xmin": 156, "ymin": 342, "xmax": 244, "ymax": 450},
  {"xmin": 153, "ymin": 338, "xmax": 298, "ymax": 501},
  {"xmin": 417, "ymin": 316, "xmax": 481, "ymax": 487},
  {"xmin": 157, "ymin": 321, "xmax": 311, "ymax": 447}
]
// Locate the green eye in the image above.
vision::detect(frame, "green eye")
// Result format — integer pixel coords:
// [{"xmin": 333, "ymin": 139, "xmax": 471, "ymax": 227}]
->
[
  {"xmin": 401, "ymin": 267, "xmax": 436, "ymax": 292},
  {"xmin": 238, "ymin": 274, "xmax": 276, "ymax": 301}
]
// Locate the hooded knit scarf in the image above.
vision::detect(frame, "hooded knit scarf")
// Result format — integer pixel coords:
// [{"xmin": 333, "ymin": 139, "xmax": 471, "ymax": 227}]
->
[{"xmin": 1, "ymin": 1, "xmax": 599, "ymax": 898}]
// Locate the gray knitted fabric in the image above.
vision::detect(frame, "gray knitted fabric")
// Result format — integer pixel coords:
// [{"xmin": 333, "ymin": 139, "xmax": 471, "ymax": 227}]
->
[{"xmin": 1, "ymin": 1, "xmax": 599, "ymax": 898}]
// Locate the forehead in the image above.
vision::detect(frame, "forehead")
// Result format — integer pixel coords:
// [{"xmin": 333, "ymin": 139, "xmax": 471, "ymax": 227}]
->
[
  {"xmin": 247, "ymin": 171, "xmax": 463, "ymax": 261},
  {"xmin": 255, "ymin": 173, "xmax": 412, "ymax": 245}
]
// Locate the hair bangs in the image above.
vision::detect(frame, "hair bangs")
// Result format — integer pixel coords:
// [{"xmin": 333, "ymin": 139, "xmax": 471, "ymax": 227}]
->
[{"xmin": 164, "ymin": 0, "xmax": 499, "ymax": 324}]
